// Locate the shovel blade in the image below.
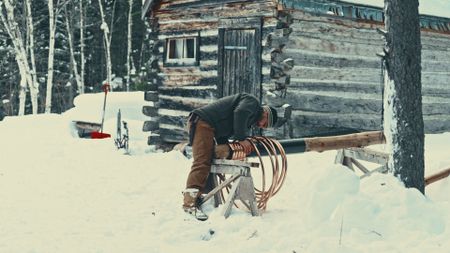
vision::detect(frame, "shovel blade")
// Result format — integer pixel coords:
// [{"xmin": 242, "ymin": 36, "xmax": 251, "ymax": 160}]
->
[{"xmin": 90, "ymin": 132, "xmax": 111, "ymax": 139}]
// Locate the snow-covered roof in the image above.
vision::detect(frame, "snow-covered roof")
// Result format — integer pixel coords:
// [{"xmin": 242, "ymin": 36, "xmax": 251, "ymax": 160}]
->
[{"xmin": 142, "ymin": 0, "xmax": 450, "ymax": 20}]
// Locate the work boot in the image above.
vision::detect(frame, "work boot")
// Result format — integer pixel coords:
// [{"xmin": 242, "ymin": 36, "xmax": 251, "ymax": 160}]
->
[{"xmin": 182, "ymin": 188, "xmax": 208, "ymax": 221}]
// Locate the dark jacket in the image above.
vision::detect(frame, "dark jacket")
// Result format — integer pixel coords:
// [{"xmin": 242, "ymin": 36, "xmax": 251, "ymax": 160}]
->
[{"xmin": 193, "ymin": 93, "xmax": 263, "ymax": 141}]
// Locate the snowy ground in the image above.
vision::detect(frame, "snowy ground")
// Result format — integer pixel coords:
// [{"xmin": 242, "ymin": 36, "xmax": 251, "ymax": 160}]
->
[{"xmin": 1, "ymin": 92, "xmax": 450, "ymax": 253}]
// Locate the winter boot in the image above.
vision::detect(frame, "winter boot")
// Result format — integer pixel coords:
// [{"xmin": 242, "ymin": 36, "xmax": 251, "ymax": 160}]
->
[{"xmin": 182, "ymin": 188, "xmax": 208, "ymax": 221}]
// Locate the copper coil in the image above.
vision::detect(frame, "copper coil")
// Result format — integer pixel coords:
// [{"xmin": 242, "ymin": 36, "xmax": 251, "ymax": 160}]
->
[{"xmin": 217, "ymin": 137, "xmax": 288, "ymax": 212}]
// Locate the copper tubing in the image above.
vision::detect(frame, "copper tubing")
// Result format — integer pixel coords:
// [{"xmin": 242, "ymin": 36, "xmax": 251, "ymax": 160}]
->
[{"xmin": 217, "ymin": 137, "xmax": 288, "ymax": 211}]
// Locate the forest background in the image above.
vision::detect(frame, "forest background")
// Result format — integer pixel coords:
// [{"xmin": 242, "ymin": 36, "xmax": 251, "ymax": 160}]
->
[{"xmin": 0, "ymin": 0, "xmax": 149, "ymax": 118}]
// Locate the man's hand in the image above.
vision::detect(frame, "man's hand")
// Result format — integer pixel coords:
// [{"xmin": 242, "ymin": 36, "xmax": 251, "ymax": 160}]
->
[{"xmin": 239, "ymin": 140, "xmax": 254, "ymax": 155}]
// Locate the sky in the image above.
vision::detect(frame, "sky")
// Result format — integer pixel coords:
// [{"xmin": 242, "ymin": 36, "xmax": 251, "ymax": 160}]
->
[
  {"xmin": 1, "ymin": 92, "xmax": 450, "ymax": 253},
  {"xmin": 345, "ymin": 0, "xmax": 450, "ymax": 18}
]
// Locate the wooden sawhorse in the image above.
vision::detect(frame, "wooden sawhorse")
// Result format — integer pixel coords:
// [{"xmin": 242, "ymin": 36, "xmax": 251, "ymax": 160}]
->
[
  {"xmin": 201, "ymin": 159, "xmax": 259, "ymax": 218},
  {"xmin": 335, "ymin": 147, "xmax": 389, "ymax": 178}
]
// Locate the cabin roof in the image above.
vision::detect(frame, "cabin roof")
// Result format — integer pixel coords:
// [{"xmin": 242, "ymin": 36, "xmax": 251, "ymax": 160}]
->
[
  {"xmin": 141, "ymin": 0, "xmax": 156, "ymax": 20},
  {"xmin": 142, "ymin": 0, "xmax": 450, "ymax": 33}
]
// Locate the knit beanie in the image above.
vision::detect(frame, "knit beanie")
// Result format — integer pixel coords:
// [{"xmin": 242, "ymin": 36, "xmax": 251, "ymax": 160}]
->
[{"xmin": 262, "ymin": 105, "xmax": 278, "ymax": 128}]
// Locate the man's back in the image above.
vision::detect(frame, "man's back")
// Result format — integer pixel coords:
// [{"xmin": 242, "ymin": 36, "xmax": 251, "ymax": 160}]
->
[{"xmin": 192, "ymin": 93, "xmax": 262, "ymax": 140}]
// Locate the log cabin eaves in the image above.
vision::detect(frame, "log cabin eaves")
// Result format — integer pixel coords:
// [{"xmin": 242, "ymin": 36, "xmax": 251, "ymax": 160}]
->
[{"xmin": 142, "ymin": 0, "xmax": 158, "ymax": 20}]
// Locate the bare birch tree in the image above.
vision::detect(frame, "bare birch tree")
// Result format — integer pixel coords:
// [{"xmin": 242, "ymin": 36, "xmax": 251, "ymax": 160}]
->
[
  {"xmin": 45, "ymin": 0, "xmax": 59, "ymax": 113},
  {"xmin": 79, "ymin": 0, "xmax": 85, "ymax": 94},
  {"xmin": 382, "ymin": 0, "xmax": 425, "ymax": 193},
  {"xmin": 64, "ymin": 5, "xmax": 82, "ymax": 95},
  {"xmin": 0, "ymin": 0, "xmax": 38, "ymax": 115},
  {"xmin": 126, "ymin": 0, "xmax": 134, "ymax": 92},
  {"xmin": 98, "ymin": 0, "xmax": 112, "ymax": 91},
  {"xmin": 25, "ymin": 0, "xmax": 39, "ymax": 110}
]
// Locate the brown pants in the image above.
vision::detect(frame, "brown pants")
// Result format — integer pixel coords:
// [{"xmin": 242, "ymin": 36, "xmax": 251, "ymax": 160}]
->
[{"xmin": 186, "ymin": 119, "xmax": 215, "ymax": 190}]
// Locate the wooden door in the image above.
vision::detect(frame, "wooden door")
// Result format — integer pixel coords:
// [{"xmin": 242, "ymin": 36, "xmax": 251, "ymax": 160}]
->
[{"xmin": 218, "ymin": 18, "xmax": 262, "ymax": 99}]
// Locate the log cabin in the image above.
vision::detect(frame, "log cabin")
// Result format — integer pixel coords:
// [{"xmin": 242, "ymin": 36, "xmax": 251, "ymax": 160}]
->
[{"xmin": 141, "ymin": 0, "xmax": 450, "ymax": 146}]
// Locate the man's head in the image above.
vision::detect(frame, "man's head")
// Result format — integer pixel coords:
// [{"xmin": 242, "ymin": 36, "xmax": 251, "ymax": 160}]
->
[{"xmin": 257, "ymin": 106, "xmax": 278, "ymax": 128}]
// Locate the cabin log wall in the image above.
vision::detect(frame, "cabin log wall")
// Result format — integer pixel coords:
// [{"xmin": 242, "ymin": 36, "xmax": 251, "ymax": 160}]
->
[
  {"xmin": 143, "ymin": 0, "xmax": 450, "ymax": 144},
  {"xmin": 144, "ymin": 0, "xmax": 278, "ymax": 144},
  {"xmin": 265, "ymin": 8, "xmax": 450, "ymax": 137}
]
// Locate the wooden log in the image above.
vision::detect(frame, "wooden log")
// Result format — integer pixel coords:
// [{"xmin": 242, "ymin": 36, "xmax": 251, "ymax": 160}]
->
[
  {"xmin": 158, "ymin": 86, "xmax": 216, "ymax": 98},
  {"xmin": 425, "ymin": 168, "xmax": 450, "ymax": 186},
  {"xmin": 158, "ymin": 127, "xmax": 188, "ymax": 143},
  {"xmin": 143, "ymin": 120, "xmax": 160, "ymax": 132},
  {"xmin": 288, "ymin": 79, "xmax": 382, "ymax": 93},
  {"xmin": 142, "ymin": 106, "xmax": 159, "ymax": 117},
  {"xmin": 305, "ymin": 131, "xmax": 385, "ymax": 152},
  {"xmin": 147, "ymin": 134, "xmax": 161, "ymax": 145},
  {"xmin": 265, "ymin": 90, "xmax": 382, "ymax": 114},
  {"xmin": 144, "ymin": 91, "xmax": 159, "ymax": 102},
  {"xmin": 159, "ymin": 96, "xmax": 210, "ymax": 111},
  {"xmin": 289, "ymin": 66, "xmax": 381, "ymax": 83},
  {"xmin": 159, "ymin": 114, "xmax": 187, "ymax": 128},
  {"xmin": 213, "ymin": 131, "xmax": 386, "ymax": 159},
  {"xmin": 285, "ymin": 48, "xmax": 381, "ymax": 69}
]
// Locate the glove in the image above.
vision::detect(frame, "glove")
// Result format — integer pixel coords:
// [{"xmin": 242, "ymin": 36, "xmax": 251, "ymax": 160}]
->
[{"xmin": 238, "ymin": 140, "xmax": 254, "ymax": 155}]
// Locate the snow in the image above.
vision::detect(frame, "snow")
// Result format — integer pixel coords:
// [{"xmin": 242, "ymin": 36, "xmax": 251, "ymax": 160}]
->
[
  {"xmin": 1, "ymin": 92, "xmax": 450, "ymax": 253},
  {"xmin": 344, "ymin": 0, "xmax": 450, "ymax": 18}
]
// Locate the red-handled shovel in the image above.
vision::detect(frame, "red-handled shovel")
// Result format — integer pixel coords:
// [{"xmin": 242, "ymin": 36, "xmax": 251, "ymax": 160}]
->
[{"xmin": 91, "ymin": 83, "xmax": 111, "ymax": 139}]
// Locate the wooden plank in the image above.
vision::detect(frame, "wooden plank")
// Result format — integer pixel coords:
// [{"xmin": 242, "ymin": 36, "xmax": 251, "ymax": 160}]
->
[
  {"xmin": 200, "ymin": 174, "xmax": 241, "ymax": 206},
  {"xmin": 222, "ymin": 177, "xmax": 241, "ymax": 218},
  {"xmin": 360, "ymin": 165, "xmax": 388, "ymax": 179},
  {"xmin": 343, "ymin": 148, "xmax": 389, "ymax": 164},
  {"xmin": 350, "ymin": 157, "xmax": 370, "ymax": 174}
]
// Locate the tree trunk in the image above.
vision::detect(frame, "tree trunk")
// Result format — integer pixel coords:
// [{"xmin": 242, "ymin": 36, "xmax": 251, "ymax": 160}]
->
[
  {"xmin": 126, "ymin": 0, "xmax": 133, "ymax": 92},
  {"xmin": 65, "ymin": 6, "xmax": 82, "ymax": 95},
  {"xmin": 45, "ymin": 0, "xmax": 57, "ymax": 113},
  {"xmin": 1, "ymin": 0, "xmax": 36, "ymax": 115},
  {"xmin": 25, "ymin": 0, "xmax": 39, "ymax": 114},
  {"xmin": 98, "ymin": 0, "xmax": 112, "ymax": 91},
  {"xmin": 79, "ymin": 0, "xmax": 85, "ymax": 94},
  {"xmin": 383, "ymin": 0, "xmax": 424, "ymax": 193}
]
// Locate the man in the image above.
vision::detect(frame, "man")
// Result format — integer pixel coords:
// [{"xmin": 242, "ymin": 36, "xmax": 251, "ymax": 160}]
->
[{"xmin": 183, "ymin": 93, "xmax": 278, "ymax": 220}]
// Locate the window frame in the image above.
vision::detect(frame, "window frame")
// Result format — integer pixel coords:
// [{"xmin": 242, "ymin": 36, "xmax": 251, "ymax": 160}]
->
[{"xmin": 163, "ymin": 35, "xmax": 200, "ymax": 67}]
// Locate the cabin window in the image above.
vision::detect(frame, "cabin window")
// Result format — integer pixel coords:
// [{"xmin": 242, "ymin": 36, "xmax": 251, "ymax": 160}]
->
[{"xmin": 165, "ymin": 37, "xmax": 198, "ymax": 66}]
